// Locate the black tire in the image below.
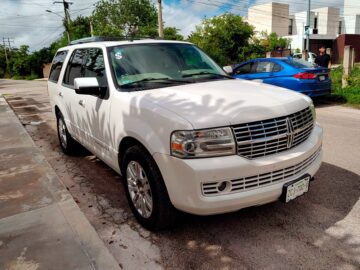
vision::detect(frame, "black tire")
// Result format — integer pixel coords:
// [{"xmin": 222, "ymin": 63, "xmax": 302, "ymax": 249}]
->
[
  {"xmin": 122, "ymin": 145, "xmax": 178, "ymax": 230},
  {"xmin": 56, "ymin": 111, "xmax": 84, "ymax": 155}
]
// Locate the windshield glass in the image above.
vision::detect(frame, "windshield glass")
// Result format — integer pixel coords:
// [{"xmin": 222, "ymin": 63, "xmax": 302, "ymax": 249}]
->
[
  {"xmin": 108, "ymin": 43, "xmax": 229, "ymax": 90},
  {"xmin": 284, "ymin": 58, "xmax": 315, "ymax": 68}
]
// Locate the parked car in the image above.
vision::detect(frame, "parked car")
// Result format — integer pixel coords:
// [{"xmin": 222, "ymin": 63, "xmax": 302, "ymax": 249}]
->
[
  {"xmin": 230, "ymin": 57, "xmax": 331, "ymax": 97},
  {"xmin": 48, "ymin": 38, "xmax": 323, "ymax": 230},
  {"xmin": 293, "ymin": 52, "xmax": 317, "ymax": 64}
]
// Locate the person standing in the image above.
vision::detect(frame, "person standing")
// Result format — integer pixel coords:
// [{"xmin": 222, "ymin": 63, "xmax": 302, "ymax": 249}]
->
[{"xmin": 315, "ymin": 45, "xmax": 331, "ymax": 68}]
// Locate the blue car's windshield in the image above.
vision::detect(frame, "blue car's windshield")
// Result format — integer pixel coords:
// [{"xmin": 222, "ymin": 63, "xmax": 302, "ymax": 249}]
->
[
  {"xmin": 108, "ymin": 43, "xmax": 230, "ymax": 91},
  {"xmin": 283, "ymin": 58, "xmax": 315, "ymax": 68}
]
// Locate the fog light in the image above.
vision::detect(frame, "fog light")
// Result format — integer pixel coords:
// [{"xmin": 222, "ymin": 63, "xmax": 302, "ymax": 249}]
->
[{"xmin": 217, "ymin": 181, "xmax": 230, "ymax": 192}]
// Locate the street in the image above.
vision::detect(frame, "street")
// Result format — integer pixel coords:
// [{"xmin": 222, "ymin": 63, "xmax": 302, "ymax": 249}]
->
[{"xmin": 0, "ymin": 79, "xmax": 359, "ymax": 270}]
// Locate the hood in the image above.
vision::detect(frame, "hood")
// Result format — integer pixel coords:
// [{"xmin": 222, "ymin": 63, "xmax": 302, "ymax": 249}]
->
[{"xmin": 133, "ymin": 79, "xmax": 311, "ymax": 129}]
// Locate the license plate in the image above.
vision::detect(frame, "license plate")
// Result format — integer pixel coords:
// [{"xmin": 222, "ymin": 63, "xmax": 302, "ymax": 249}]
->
[
  {"xmin": 280, "ymin": 175, "xmax": 310, "ymax": 203},
  {"xmin": 319, "ymin": 75, "xmax": 325, "ymax": 81}
]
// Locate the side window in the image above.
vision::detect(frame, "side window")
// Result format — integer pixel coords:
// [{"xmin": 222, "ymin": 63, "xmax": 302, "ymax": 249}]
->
[
  {"xmin": 234, "ymin": 62, "xmax": 253, "ymax": 75},
  {"xmin": 272, "ymin": 63, "xmax": 282, "ymax": 72},
  {"xmin": 83, "ymin": 48, "xmax": 107, "ymax": 86},
  {"xmin": 255, "ymin": 62, "xmax": 275, "ymax": 73},
  {"xmin": 63, "ymin": 49, "xmax": 86, "ymax": 87},
  {"xmin": 49, "ymin": 50, "xmax": 68, "ymax": 83}
]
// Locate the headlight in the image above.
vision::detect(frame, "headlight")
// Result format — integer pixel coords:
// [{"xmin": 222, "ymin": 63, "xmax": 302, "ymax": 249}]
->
[
  {"xmin": 171, "ymin": 127, "xmax": 236, "ymax": 158},
  {"xmin": 310, "ymin": 102, "xmax": 316, "ymax": 121}
]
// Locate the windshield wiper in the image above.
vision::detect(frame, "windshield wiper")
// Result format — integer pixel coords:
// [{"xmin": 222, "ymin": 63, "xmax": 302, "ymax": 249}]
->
[
  {"xmin": 122, "ymin": 77, "xmax": 192, "ymax": 86},
  {"xmin": 182, "ymin": 71, "xmax": 234, "ymax": 79}
]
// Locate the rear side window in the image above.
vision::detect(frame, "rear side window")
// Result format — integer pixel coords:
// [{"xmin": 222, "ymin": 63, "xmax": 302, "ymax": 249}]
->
[
  {"xmin": 49, "ymin": 50, "xmax": 68, "ymax": 83},
  {"xmin": 63, "ymin": 49, "xmax": 86, "ymax": 87},
  {"xmin": 255, "ymin": 61, "xmax": 282, "ymax": 73}
]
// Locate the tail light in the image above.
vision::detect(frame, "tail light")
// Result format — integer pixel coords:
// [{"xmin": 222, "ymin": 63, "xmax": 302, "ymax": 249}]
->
[{"xmin": 294, "ymin": 72, "xmax": 317, "ymax": 79}]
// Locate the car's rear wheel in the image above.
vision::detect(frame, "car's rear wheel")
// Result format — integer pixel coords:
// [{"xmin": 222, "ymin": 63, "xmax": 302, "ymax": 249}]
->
[
  {"xmin": 122, "ymin": 145, "xmax": 177, "ymax": 230},
  {"xmin": 56, "ymin": 112, "xmax": 83, "ymax": 155}
]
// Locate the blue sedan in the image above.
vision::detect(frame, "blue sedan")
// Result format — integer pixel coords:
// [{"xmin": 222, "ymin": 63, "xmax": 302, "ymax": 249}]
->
[{"xmin": 231, "ymin": 57, "xmax": 331, "ymax": 97}]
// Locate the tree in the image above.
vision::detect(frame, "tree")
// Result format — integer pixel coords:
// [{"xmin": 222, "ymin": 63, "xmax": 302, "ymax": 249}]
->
[
  {"xmin": 259, "ymin": 32, "xmax": 290, "ymax": 52},
  {"xmin": 91, "ymin": 0, "xmax": 158, "ymax": 37},
  {"xmin": 163, "ymin": 27, "xmax": 184, "ymax": 41},
  {"xmin": 188, "ymin": 13, "xmax": 254, "ymax": 66},
  {"xmin": 11, "ymin": 45, "xmax": 31, "ymax": 77},
  {"xmin": 68, "ymin": 16, "xmax": 92, "ymax": 41}
]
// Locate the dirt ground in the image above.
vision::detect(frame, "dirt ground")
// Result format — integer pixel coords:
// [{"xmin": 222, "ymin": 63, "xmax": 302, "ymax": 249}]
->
[{"xmin": 1, "ymin": 79, "xmax": 359, "ymax": 270}]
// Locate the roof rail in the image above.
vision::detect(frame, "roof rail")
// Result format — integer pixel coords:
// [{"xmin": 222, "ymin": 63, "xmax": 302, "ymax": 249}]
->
[{"xmin": 69, "ymin": 36, "xmax": 162, "ymax": 45}]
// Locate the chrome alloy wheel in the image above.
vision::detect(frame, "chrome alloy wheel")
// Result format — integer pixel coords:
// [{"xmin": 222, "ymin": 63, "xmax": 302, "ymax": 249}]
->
[
  {"xmin": 58, "ymin": 117, "xmax": 67, "ymax": 148},
  {"xmin": 126, "ymin": 161, "xmax": 153, "ymax": 218}
]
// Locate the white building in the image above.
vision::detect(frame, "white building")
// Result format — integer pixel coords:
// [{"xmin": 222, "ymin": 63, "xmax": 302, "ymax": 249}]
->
[
  {"xmin": 344, "ymin": 0, "xmax": 360, "ymax": 34},
  {"xmin": 247, "ymin": 2, "xmax": 289, "ymax": 37},
  {"xmin": 247, "ymin": 1, "xmax": 360, "ymax": 51}
]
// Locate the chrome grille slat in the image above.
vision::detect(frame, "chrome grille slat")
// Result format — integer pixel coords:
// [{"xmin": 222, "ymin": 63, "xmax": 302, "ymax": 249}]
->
[
  {"xmin": 233, "ymin": 107, "xmax": 314, "ymax": 159},
  {"xmin": 201, "ymin": 147, "xmax": 321, "ymax": 196}
]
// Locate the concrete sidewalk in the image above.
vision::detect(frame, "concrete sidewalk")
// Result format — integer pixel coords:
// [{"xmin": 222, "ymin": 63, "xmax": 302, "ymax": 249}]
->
[{"xmin": 0, "ymin": 96, "xmax": 120, "ymax": 270}]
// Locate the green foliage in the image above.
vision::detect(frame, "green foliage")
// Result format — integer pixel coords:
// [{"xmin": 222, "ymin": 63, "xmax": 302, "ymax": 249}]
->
[
  {"xmin": 69, "ymin": 16, "xmax": 92, "ymax": 41},
  {"xmin": 259, "ymin": 32, "xmax": 290, "ymax": 52},
  {"xmin": 164, "ymin": 27, "xmax": 184, "ymax": 41},
  {"xmin": 328, "ymin": 66, "xmax": 360, "ymax": 107},
  {"xmin": 11, "ymin": 45, "xmax": 31, "ymax": 77},
  {"xmin": 91, "ymin": 0, "xmax": 158, "ymax": 37},
  {"xmin": 188, "ymin": 13, "xmax": 254, "ymax": 66}
]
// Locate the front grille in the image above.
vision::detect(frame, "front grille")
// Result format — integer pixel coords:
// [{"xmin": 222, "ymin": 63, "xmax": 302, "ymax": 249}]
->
[
  {"xmin": 232, "ymin": 107, "xmax": 314, "ymax": 159},
  {"xmin": 201, "ymin": 146, "xmax": 321, "ymax": 196}
]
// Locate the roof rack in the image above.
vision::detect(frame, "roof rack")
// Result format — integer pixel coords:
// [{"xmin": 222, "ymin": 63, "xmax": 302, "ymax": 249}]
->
[{"xmin": 69, "ymin": 36, "xmax": 162, "ymax": 45}]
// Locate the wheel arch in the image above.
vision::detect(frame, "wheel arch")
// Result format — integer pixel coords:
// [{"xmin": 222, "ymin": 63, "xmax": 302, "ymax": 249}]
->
[{"xmin": 118, "ymin": 136, "xmax": 152, "ymax": 174}]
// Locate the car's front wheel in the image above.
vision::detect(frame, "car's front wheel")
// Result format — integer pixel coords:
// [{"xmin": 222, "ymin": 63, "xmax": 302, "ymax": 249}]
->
[{"xmin": 122, "ymin": 145, "xmax": 177, "ymax": 230}]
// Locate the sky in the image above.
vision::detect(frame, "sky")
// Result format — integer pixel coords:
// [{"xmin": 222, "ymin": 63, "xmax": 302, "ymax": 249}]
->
[{"xmin": 0, "ymin": 0, "xmax": 346, "ymax": 51}]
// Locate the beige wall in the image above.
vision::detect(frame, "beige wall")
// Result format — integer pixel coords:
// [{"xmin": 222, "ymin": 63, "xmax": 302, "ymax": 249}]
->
[
  {"xmin": 271, "ymin": 2, "xmax": 290, "ymax": 36},
  {"xmin": 42, "ymin": 63, "xmax": 52, "ymax": 79}
]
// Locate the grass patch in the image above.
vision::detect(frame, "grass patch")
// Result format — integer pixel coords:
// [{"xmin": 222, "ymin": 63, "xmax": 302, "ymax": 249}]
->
[{"xmin": 319, "ymin": 66, "xmax": 360, "ymax": 108}]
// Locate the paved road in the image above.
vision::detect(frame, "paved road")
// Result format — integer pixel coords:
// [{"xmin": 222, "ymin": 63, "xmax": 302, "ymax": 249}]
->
[{"xmin": 1, "ymin": 79, "xmax": 359, "ymax": 270}]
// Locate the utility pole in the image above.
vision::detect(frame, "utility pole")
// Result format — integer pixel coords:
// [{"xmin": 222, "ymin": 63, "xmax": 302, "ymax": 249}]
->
[
  {"xmin": 2, "ymin": 38, "xmax": 9, "ymax": 69},
  {"xmin": 4, "ymin": 37, "xmax": 14, "ymax": 52},
  {"xmin": 54, "ymin": 0, "xmax": 73, "ymax": 43},
  {"xmin": 90, "ymin": 20, "xmax": 94, "ymax": 37},
  {"xmin": 305, "ymin": 0, "xmax": 311, "ymax": 51},
  {"xmin": 157, "ymin": 0, "xmax": 164, "ymax": 38}
]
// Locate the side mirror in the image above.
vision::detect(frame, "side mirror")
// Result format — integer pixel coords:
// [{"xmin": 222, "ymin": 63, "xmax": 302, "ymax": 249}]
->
[
  {"xmin": 74, "ymin": 77, "xmax": 103, "ymax": 96},
  {"xmin": 223, "ymin": 66, "xmax": 233, "ymax": 74}
]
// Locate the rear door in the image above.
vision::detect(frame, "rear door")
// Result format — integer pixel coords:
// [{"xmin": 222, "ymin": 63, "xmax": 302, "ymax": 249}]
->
[
  {"xmin": 249, "ymin": 60, "xmax": 283, "ymax": 83},
  {"xmin": 60, "ymin": 48, "xmax": 87, "ymax": 140}
]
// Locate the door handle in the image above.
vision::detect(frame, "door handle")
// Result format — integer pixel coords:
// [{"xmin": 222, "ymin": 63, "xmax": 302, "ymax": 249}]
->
[
  {"xmin": 78, "ymin": 100, "xmax": 85, "ymax": 107},
  {"xmin": 58, "ymin": 92, "xmax": 63, "ymax": 97}
]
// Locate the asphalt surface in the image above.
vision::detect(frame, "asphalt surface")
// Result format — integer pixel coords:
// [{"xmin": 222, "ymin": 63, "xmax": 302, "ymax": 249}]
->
[{"xmin": 1, "ymin": 79, "xmax": 359, "ymax": 270}]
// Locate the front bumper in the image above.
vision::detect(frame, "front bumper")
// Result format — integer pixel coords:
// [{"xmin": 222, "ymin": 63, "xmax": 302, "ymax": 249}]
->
[{"xmin": 153, "ymin": 124, "xmax": 323, "ymax": 215}]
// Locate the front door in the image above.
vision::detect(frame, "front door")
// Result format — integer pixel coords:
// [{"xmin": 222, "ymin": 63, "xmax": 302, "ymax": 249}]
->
[{"xmin": 74, "ymin": 47, "xmax": 112, "ymax": 161}]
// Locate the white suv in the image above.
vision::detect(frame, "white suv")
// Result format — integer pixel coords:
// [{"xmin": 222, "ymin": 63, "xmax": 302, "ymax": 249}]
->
[{"xmin": 48, "ymin": 38, "xmax": 323, "ymax": 230}]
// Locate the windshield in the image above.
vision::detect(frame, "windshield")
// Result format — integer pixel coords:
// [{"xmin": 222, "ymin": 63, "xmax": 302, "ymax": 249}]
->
[
  {"xmin": 284, "ymin": 58, "xmax": 315, "ymax": 68},
  {"xmin": 108, "ymin": 43, "xmax": 229, "ymax": 91}
]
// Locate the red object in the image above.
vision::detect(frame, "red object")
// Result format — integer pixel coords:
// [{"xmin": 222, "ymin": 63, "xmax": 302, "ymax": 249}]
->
[{"xmin": 293, "ymin": 72, "xmax": 317, "ymax": 79}]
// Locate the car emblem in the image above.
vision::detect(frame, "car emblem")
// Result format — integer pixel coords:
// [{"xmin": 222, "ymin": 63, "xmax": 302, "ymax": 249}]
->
[{"xmin": 286, "ymin": 117, "xmax": 295, "ymax": 148}]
